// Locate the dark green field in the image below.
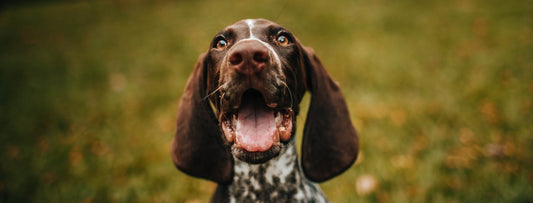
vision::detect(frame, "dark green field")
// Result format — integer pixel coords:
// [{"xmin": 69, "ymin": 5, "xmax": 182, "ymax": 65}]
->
[{"xmin": 1, "ymin": 0, "xmax": 532, "ymax": 202}]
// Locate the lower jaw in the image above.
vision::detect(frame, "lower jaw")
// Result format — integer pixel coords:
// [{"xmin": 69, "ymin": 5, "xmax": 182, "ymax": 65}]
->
[{"xmin": 231, "ymin": 145, "xmax": 282, "ymax": 164}]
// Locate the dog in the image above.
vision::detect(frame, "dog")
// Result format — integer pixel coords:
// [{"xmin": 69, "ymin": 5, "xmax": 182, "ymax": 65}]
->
[{"xmin": 171, "ymin": 19, "xmax": 358, "ymax": 202}]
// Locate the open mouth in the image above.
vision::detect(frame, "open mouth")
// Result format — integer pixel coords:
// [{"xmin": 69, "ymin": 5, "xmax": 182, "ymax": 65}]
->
[{"xmin": 220, "ymin": 89, "xmax": 293, "ymax": 163}]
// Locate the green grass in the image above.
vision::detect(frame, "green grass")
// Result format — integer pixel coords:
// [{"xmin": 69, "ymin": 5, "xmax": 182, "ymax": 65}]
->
[{"xmin": 1, "ymin": 0, "xmax": 532, "ymax": 202}]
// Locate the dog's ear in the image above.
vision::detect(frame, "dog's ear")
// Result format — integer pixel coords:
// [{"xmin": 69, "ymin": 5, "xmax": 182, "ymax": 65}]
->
[
  {"xmin": 171, "ymin": 53, "xmax": 233, "ymax": 184},
  {"xmin": 301, "ymin": 47, "xmax": 359, "ymax": 182}
]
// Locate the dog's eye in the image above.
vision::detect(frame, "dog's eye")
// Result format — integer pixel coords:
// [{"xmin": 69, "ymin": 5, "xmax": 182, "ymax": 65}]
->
[
  {"xmin": 277, "ymin": 35, "xmax": 289, "ymax": 46},
  {"xmin": 216, "ymin": 39, "xmax": 228, "ymax": 49}
]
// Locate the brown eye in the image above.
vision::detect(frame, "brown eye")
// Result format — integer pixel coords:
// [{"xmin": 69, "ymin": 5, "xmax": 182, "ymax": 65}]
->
[
  {"xmin": 216, "ymin": 39, "xmax": 228, "ymax": 49},
  {"xmin": 277, "ymin": 35, "xmax": 289, "ymax": 46}
]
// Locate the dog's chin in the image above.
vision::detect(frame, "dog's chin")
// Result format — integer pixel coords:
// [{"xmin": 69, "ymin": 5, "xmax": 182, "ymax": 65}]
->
[{"xmin": 232, "ymin": 145, "xmax": 282, "ymax": 164}]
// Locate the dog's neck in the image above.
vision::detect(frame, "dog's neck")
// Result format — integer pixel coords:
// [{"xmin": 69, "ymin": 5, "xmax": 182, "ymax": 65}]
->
[{"xmin": 227, "ymin": 140, "xmax": 328, "ymax": 202}]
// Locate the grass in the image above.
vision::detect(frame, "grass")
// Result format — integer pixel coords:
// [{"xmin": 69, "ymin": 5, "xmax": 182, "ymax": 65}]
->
[{"xmin": 1, "ymin": 0, "xmax": 532, "ymax": 202}]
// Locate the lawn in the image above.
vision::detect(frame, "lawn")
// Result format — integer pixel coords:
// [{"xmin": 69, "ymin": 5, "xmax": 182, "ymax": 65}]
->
[{"xmin": 1, "ymin": 0, "xmax": 532, "ymax": 202}]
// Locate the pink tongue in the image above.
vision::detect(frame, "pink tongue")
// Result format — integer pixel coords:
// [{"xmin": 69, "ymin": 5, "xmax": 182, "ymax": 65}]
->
[{"xmin": 235, "ymin": 96, "xmax": 277, "ymax": 152}]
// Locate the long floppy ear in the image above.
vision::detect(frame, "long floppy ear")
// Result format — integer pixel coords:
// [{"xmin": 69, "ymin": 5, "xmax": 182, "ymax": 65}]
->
[
  {"xmin": 301, "ymin": 47, "xmax": 359, "ymax": 182},
  {"xmin": 171, "ymin": 53, "xmax": 233, "ymax": 184}
]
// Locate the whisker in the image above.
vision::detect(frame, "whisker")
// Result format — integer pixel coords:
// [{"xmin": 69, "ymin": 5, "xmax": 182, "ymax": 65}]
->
[
  {"xmin": 220, "ymin": 92, "xmax": 226, "ymax": 106},
  {"xmin": 218, "ymin": 92, "xmax": 227, "ymax": 114},
  {"xmin": 280, "ymin": 81, "xmax": 294, "ymax": 109},
  {"xmin": 203, "ymin": 85, "xmax": 223, "ymax": 101}
]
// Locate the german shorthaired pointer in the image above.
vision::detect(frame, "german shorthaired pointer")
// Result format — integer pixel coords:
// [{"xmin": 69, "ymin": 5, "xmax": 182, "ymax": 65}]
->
[{"xmin": 171, "ymin": 19, "xmax": 359, "ymax": 202}]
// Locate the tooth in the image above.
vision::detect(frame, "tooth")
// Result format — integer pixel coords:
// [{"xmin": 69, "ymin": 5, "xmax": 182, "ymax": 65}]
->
[
  {"xmin": 279, "ymin": 126, "xmax": 286, "ymax": 132},
  {"xmin": 275, "ymin": 112, "xmax": 282, "ymax": 125},
  {"xmin": 222, "ymin": 123, "xmax": 234, "ymax": 142},
  {"xmin": 284, "ymin": 109, "xmax": 293, "ymax": 118}
]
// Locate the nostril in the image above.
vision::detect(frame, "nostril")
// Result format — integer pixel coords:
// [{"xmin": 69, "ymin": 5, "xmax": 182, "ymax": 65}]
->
[
  {"xmin": 229, "ymin": 53, "xmax": 243, "ymax": 65},
  {"xmin": 253, "ymin": 51, "xmax": 269, "ymax": 63}
]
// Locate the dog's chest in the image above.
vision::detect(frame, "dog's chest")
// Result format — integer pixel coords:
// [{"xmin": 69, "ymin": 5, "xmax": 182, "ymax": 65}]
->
[{"xmin": 227, "ymin": 144, "xmax": 328, "ymax": 202}]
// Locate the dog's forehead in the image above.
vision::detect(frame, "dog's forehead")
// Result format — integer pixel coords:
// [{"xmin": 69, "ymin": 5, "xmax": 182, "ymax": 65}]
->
[{"xmin": 223, "ymin": 19, "xmax": 281, "ymax": 39}]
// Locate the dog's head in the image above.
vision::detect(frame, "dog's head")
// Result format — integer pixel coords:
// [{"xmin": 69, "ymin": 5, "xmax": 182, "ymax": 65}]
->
[
  {"xmin": 172, "ymin": 19, "xmax": 358, "ymax": 184},
  {"xmin": 207, "ymin": 19, "xmax": 305, "ymax": 164}
]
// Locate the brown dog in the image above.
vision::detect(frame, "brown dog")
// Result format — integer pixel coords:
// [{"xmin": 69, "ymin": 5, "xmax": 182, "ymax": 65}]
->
[{"xmin": 171, "ymin": 19, "xmax": 358, "ymax": 202}]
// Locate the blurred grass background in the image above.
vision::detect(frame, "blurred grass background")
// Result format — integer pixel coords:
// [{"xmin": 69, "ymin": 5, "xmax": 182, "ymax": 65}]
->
[{"xmin": 1, "ymin": 0, "xmax": 532, "ymax": 202}]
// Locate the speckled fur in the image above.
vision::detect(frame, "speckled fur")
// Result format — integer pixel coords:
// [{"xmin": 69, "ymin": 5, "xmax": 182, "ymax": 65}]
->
[{"xmin": 226, "ymin": 140, "xmax": 328, "ymax": 202}]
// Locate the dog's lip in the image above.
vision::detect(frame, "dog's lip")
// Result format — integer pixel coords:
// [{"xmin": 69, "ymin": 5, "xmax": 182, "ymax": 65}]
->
[
  {"xmin": 224, "ymin": 97, "xmax": 283, "ymax": 112},
  {"xmin": 267, "ymin": 103, "xmax": 278, "ymax": 108},
  {"xmin": 231, "ymin": 145, "xmax": 282, "ymax": 164},
  {"xmin": 218, "ymin": 84, "xmax": 289, "ymax": 113},
  {"xmin": 218, "ymin": 88, "xmax": 290, "ymax": 118}
]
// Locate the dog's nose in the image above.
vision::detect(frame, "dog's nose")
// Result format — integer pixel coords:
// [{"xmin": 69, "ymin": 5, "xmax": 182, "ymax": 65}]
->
[{"xmin": 228, "ymin": 40, "xmax": 270, "ymax": 75}]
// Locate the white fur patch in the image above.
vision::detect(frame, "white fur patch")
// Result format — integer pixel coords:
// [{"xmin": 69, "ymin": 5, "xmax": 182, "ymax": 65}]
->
[{"xmin": 245, "ymin": 19, "xmax": 256, "ymax": 39}]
